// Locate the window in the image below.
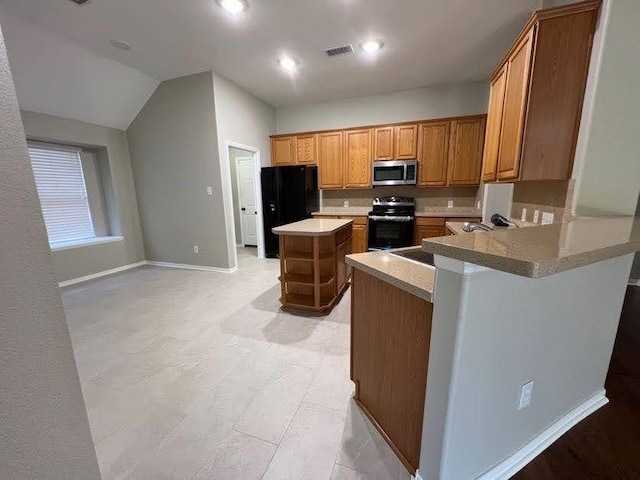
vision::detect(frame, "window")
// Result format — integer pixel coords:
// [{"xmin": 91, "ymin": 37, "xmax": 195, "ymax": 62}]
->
[{"xmin": 28, "ymin": 142, "xmax": 95, "ymax": 245}]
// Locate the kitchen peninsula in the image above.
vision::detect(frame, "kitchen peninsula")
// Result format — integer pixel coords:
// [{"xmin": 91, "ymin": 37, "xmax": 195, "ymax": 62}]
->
[
  {"xmin": 273, "ymin": 218, "xmax": 352, "ymax": 313},
  {"xmin": 346, "ymin": 216, "xmax": 640, "ymax": 479}
]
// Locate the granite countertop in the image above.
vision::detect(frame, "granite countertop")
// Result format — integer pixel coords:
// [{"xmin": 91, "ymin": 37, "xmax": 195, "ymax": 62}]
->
[
  {"xmin": 446, "ymin": 218, "xmax": 535, "ymax": 235},
  {"xmin": 272, "ymin": 218, "xmax": 352, "ymax": 236},
  {"xmin": 423, "ymin": 216, "xmax": 640, "ymax": 278},
  {"xmin": 312, "ymin": 206, "xmax": 482, "ymax": 218},
  {"xmin": 346, "ymin": 250, "xmax": 435, "ymax": 302}
]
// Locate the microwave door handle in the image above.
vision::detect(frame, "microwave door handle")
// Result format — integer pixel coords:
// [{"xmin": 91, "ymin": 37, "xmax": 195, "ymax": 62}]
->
[{"xmin": 403, "ymin": 163, "xmax": 408, "ymax": 182}]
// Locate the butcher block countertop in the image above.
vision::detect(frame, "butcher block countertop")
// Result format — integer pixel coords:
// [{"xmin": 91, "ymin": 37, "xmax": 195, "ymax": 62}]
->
[
  {"xmin": 272, "ymin": 218, "xmax": 352, "ymax": 236},
  {"xmin": 424, "ymin": 216, "xmax": 640, "ymax": 278}
]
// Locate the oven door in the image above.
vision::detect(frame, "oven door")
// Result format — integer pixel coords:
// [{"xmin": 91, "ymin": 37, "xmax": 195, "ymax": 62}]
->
[{"xmin": 368, "ymin": 216, "xmax": 415, "ymax": 250}]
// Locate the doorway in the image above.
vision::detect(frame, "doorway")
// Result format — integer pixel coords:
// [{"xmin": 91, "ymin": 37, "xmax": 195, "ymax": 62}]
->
[{"xmin": 228, "ymin": 146, "xmax": 259, "ymax": 260}]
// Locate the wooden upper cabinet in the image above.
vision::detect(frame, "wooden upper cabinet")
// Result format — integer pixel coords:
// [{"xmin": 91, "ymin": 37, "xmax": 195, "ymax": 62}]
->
[
  {"xmin": 497, "ymin": 29, "xmax": 534, "ymax": 181},
  {"xmin": 482, "ymin": 66, "xmax": 508, "ymax": 182},
  {"xmin": 318, "ymin": 131, "xmax": 344, "ymax": 189},
  {"xmin": 373, "ymin": 126, "xmax": 395, "ymax": 161},
  {"xmin": 344, "ymin": 129, "xmax": 373, "ymax": 189},
  {"xmin": 295, "ymin": 134, "xmax": 317, "ymax": 165},
  {"xmin": 395, "ymin": 125, "xmax": 418, "ymax": 159},
  {"xmin": 417, "ymin": 121, "xmax": 450, "ymax": 186},
  {"xmin": 448, "ymin": 116, "xmax": 486, "ymax": 186},
  {"xmin": 272, "ymin": 136, "xmax": 295, "ymax": 166}
]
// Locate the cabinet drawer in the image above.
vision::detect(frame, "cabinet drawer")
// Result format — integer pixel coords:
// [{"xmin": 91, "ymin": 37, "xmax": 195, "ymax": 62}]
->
[{"xmin": 415, "ymin": 217, "xmax": 445, "ymax": 226}]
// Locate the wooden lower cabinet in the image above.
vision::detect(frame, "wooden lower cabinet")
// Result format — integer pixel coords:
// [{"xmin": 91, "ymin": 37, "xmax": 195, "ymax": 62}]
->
[
  {"xmin": 351, "ymin": 269, "xmax": 433, "ymax": 475},
  {"xmin": 316, "ymin": 215, "xmax": 368, "ymax": 253},
  {"xmin": 414, "ymin": 217, "xmax": 446, "ymax": 245}
]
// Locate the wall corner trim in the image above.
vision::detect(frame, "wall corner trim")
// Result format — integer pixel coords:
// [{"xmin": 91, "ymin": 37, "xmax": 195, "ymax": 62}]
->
[
  {"xmin": 475, "ymin": 390, "xmax": 608, "ymax": 480},
  {"xmin": 58, "ymin": 261, "xmax": 147, "ymax": 287},
  {"xmin": 145, "ymin": 261, "xmax": 238, "ymax": 274},
  {"xmin": 414, "ymin": 471, "xmax": 425, "ymax": 480}
]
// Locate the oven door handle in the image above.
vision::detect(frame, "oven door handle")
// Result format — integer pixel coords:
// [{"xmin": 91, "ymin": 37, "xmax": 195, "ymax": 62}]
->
[{"xmin": 369, "ymin": 215, "xmax": 414, "ymax": 222}]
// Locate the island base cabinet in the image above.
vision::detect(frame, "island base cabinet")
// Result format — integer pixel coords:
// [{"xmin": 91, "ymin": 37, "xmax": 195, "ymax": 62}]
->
[{"xmin": 350, "ymin": 269, "xmax": 433, "ymax": 475}]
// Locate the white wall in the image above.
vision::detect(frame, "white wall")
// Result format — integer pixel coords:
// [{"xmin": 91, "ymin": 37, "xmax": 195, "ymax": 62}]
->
[
  {"xmin": 0, "ymin": 25, "xmax": 101, "ymax": 479},
  {"xmin": 421, "ymin": 254, "xmax": 633, "ymax": 479},
  {"xmin": 572, "ymin": 0, "xmax": 640, "ymax": 216},
  {"xmin": 128, "ymin": 72, "xmax": 230, "ymax": 268},
  {"xmin": 275, "ymin": 82, "xmax": 488, "ymax": 133},
  {"xmin": 1, "ymin": 12, "xmax": 158, "ymax": 130},
  {"xmin": 213, "ymin": 73, "xmax": 276, "ymax": 267},
  {"xmin": 21, "ymin": 110, "xmax": 146, "ymax": 283}
]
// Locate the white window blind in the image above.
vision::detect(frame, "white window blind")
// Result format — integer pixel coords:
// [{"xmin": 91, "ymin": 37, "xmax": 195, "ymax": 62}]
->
[{"xmin": 28, "ymin": 142, "xmax": 95, "ymax": 245}]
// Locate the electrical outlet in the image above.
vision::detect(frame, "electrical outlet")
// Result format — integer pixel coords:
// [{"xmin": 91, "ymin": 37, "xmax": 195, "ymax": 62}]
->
[
  {"xmin": 193, "ymin": 245, "xmax": 200, "ymax": 254},
  {"xmin": 448, "ymin": 200, "xmax": 454, "ymax": 208},
  {"xmin": 533, "ymin": 210, "xmax": 540, "ymax": 224},
  {"xmin": 206, "ymin": 186, "xmax": 213, "ymax": 196},
  {"xmin": 541, "ymin": 212, "xmax": 554, "ymax": 225},
  {"xmin": 343, "ymin": 200, "xmax": 349, "ymax": 208},
  {"xmin": 519, "ymin": 381, "xmax": 534, "ymax": 410},
  {"xmin": 521, "ymin": 208, "xmax": 527, "ymax": 222},
  {"xmin": 477, "ymin": 201, "xmax": 481, "ymax": 209}
]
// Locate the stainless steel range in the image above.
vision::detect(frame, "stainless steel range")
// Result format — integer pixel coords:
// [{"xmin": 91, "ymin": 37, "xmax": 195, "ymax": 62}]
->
[{"xmin": 368, "ymin": 196, "xmax": 415, "ymax": 250}]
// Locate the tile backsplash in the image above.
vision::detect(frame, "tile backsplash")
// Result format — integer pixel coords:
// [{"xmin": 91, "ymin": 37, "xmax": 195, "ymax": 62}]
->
[
  {"xmin": 322, "ymin": 186, "xmax": 480, "ymax": 209},
  {"xmin": 510, "ymin": 179, "xmax": 575, "ymax": 223}
]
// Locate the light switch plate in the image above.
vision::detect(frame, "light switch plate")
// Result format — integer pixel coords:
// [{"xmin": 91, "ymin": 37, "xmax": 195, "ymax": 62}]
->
[
  {"xmin": 533, "ymin": 210, "xmax": 540, "ymax": 224},
  {"xmin": 519, "ymin": 381, "xmax": 534, "ymax": 410},
  {"xmin": 541, "ymin": 212, "xmax": 554, "ymax": 225},
  {"xmin": 206, "ymin": 186, "xmax": 213, "ymax": 196},
  {"xmin": 193, "ymin": 245, "xmax": 200, "ymax": 254}
]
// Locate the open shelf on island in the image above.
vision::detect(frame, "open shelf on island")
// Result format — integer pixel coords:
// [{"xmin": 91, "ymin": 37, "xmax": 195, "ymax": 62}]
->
[{"xmin": 281, "ymin": 273, "xmax": 335, "ymax": 286}]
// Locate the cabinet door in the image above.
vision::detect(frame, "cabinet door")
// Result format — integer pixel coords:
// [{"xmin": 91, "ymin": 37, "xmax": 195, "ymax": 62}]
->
[
  {"xmin": 318, "ymin": 131, "xmax": 344, "ymax": 189},
  {"xmin": 352, "ymin": 224, "xmax": 368, "ymax": 253},
  {"xmin": 497, "ymin": 29, "xmax": 534, "ymax": 181},
  {"xmin": 417, "ymin": 121, "xmax": 450, "ymax": 186},
  {"xmin": 344, "ymin": 129, "xmax": 373, "ymax": 189},
  {"xmin": 336, "ymin": 240, "xmax": 347, "ymax": 293},
  {"xmin": 295, "ymin": 134, "xmax": 317, "ymax": 165},
  {"xmin": 373, "ymin": 126, "xmax": 395, "ymax": 161},
  {"xmin": 482, "ymin": 66, "xmax": 508, "ymax": 182},
  {"xmin": 414, "ymin": 226, "xmax": 445, "ymax": 245},
  {"xmin": 395, "ymin": 125, "xmax": 418, "ymax": 159},
  {"xmin": 271, "ymin": 137, "xmax": 295, "ymax": 166},
  {"xmin": 448, "ymin": 116, "xmax": 486, "ymax": 186}
]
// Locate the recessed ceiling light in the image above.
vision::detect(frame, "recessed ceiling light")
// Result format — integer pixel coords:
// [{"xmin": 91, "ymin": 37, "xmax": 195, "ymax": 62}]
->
[
  {"xmin": 110, "ymin": 39, "xmax": 132, "ymax": 51},
  {"xmin": 361, "ymin": 40, "xmax": 383, "ymax": 54},
  {"xmin": 278, "ymin": 57, "xmax": 298, "ymax": 72},
  {"xmin": 218, "ymin": 0, "xmax": 247, "ymax": 15}
]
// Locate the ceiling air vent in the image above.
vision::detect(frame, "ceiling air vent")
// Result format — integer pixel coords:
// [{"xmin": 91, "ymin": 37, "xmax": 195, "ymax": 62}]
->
[
  {"xmin": 325, "ymin": 44, "xmax": 354, "ymax": 57},
  {"xmin": 69, "ymin": 0, "xmax": 91, "ymax": 5}
]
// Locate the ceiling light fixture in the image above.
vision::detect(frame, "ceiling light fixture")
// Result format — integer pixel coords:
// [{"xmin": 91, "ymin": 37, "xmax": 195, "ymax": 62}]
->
[
  {"xmin": 361, "ymin": 40, "xmax": 383, "ymax": 54},
  {"xmin": 218, "ymin": 0, "xmax": 247, "ymax": 15},
  {"xmin": 278, "ymin": 56, "xmax": 298, "ymax": 72},
  {"xmin": 110, "ymin": 39, "xmax": 132, "ymax": 51}
]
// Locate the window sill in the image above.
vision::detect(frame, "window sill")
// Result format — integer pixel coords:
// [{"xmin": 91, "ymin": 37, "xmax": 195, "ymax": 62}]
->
[{"xmin": 51, "ymin": 236, "xmax": 124, "ymax": 252}]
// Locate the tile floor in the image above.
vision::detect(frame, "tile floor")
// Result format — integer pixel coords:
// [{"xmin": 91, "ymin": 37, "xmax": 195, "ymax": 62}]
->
[{"xmin": 63, "ymin": 248, "xmax": 411, "ymax": 480}]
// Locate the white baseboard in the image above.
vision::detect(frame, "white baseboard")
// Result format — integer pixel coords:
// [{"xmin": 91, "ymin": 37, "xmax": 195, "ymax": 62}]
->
[
  {"xmin": 476, "ymin": 390, "xmax": 608, "ymax": 480},
  {"xmin": 145, "ymin": 260, "xmax": 238, "ymax": 274},
  {"xmin": 58, "ymin": 261, "xmax": 146, "ymax": 288}
]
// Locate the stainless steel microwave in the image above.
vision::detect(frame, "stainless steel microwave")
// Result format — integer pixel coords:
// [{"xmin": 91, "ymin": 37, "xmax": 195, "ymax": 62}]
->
[{"xmin": 371, "ymin": 160, "xmax": 417, "ymax": 186}]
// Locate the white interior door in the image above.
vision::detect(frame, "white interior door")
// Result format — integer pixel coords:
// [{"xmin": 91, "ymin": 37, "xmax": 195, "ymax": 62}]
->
[{"xmin": 236, "ymin": 157, "xmax": 258, "ymax": 246}]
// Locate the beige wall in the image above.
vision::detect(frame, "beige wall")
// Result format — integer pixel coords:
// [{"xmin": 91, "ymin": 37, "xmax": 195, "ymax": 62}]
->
[
  {"xmin": 0, "ymin": 26, "xmax": 100, "ymax": 479},
  {"xmin": 128, "ymin": 72, "xmax": 230, "ymax": 268},
  {"xmin": 21, "ymin": 110, "xmax": 146, "ymax": 283},
  {"xmin": 275, "ymin": 82, "xmax": 488, "ymax": 134},
  {"xmin": 572, "ymin": 0, "xmax": 640, "ymax": 216}
]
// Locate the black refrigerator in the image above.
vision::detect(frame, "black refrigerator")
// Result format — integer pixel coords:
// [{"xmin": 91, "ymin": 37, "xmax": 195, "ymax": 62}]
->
[{"xmin": 261, "ymin": 165, "xmax": 319, "ymax": 258}]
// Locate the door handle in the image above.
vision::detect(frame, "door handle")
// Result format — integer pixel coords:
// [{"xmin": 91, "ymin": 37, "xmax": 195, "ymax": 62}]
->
[{"xmin": 241, "ymin": 208, "xmax": 246, "ymax": 211}]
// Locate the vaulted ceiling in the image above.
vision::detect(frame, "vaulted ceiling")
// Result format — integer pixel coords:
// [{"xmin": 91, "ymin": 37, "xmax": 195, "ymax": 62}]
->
[{"xmin": 0, "ymin": 0, "xmax": 541, "ymax": 129}]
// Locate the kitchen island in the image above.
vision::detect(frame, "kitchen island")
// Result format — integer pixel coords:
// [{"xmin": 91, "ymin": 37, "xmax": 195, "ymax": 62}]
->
[
  {"xmin": 346, "ymin": 216, "xmax": 640, "ymax": 479},
  {"xmin": 273, "ymin": 218, "xmax": 352, "ymax": 313}
]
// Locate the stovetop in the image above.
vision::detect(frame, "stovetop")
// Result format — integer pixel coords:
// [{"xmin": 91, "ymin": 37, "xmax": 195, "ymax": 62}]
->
[{"xmin": 370, "ymin": 196, "xmax": 415, "ymax": 216}]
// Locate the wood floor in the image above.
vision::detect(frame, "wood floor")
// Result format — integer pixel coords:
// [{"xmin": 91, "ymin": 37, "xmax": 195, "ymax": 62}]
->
[{"xmin": 515, "ymin": 286, "xmax": 640, "ymax": 479}]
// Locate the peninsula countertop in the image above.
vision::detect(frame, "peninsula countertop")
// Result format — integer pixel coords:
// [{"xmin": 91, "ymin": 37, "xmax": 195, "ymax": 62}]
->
[
  {"xmin": 272, "ymin": 218, "xmax": 353, "ymax": 236},
  {"xmin": 424, "ymin": 216, "xmax": 640, "ymax": 278},
  {"xmin": 346, "ymin": 250, "xmax": 435, "ymax": 303}
]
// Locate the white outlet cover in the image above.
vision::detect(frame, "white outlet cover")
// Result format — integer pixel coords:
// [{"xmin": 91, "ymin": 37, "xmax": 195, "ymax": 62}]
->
[
  {"xmin": 193, "ymin": 245, "xmax": 199, "ymax": 254},
  {"xmin": 448, "ymin": 200, "xmax": 454, "ymax": 208},
  {"xmin": 519, "ymin": 381, "xmax": 534, "ymax": 410},
  {"xmin": 206, "ymin": 186, "xmax": 213, "ymax": 196},
  {"xmin": 541, "ymin": 212, "xmax": 554, "ymax": 225},
  {"xmin": 533, "ymin": 210, "xmax": 540, "ymax": 224},
  {"xmin": 343, "ymin": 200, "xmax": 349, "ymax": 207},
  {"xmin": 521, "ymin": 208, "xmax": 527, "ymax": 222}
]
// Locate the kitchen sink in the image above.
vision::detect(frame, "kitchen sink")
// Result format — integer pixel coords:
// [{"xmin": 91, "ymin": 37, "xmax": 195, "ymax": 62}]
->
[{"xmin": 390, "ymin": 247, "xmax": 435, "ymax": 266}]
